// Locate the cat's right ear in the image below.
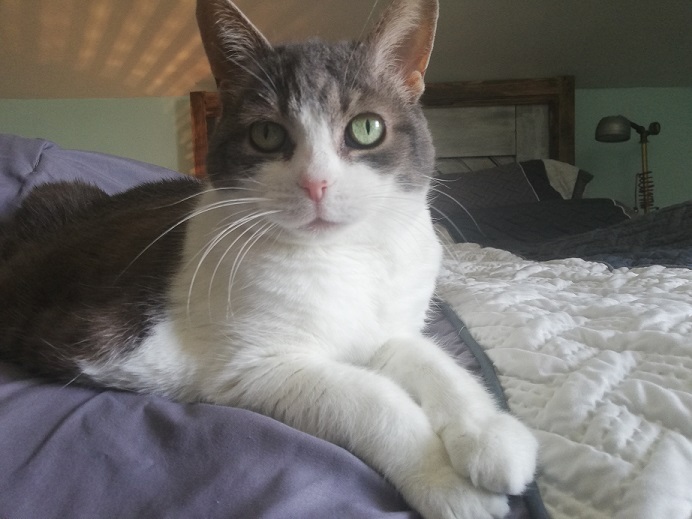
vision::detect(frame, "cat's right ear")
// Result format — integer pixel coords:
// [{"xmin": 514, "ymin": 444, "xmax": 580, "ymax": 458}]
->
[
  {"xmin": 366, "ymin": 0, "xmax": 439, "ymax": 102},
  {"xmin": 196, "ymin": 0, "xmax": 272, "ymax": 89}
]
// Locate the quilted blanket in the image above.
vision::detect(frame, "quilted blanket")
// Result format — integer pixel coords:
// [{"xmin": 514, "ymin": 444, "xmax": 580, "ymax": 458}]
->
[{"xmin": 436, "ymin": 244, "xmax": 692, "ymax": 519}]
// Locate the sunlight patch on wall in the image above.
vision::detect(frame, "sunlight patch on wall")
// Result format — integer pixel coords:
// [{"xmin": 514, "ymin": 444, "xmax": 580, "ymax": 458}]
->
[
  {"xmin": 38, "ymin": 0, "xmax": 75, "ymax": 64},
  {"xmin": 103, "ymin": 1, "xmax": 161, "ymax": 78},
  {"xmin": 1, "ymin": 0, "xmax": 214, "ymax": 98},
  {"xmin": 146, "ymin": 34, "xmax": 202, "ymax": 96},
  {"xmin": 0, "ymin": 0, "xmax": 388, "ymax": 99},
  {"xmin": 76, "ymin": 0, "xmax": 114, "ymax": 71},
  {"xmin": 125, "ymin": 0, "xmax": 193, "ymax": 92}
]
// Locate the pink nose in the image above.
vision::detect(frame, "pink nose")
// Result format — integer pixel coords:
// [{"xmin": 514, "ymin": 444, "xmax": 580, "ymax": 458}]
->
[{"xmin": 300, "ymin": 178, "xmax": 329, "ymax": 202}]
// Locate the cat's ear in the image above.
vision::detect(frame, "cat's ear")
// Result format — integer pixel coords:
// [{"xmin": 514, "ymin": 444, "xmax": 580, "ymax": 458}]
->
[
  {"xmin": 196, "ymin": 0, "xmax": 272, "ymax": 87},
  {"xmin": 366, "ymin": 0, "xmax": 439, "ymax": 102}
]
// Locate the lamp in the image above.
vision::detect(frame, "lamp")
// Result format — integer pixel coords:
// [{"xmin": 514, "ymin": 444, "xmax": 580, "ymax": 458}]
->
[{"xmin": 595, "ymin": 115, "xmax": 661, "ymax": 213}]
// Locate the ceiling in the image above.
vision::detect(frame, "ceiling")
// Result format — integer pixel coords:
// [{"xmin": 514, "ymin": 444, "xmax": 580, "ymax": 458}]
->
[{"xmin": 1, "ymin": 0, "xmax": 690, "ymax": 99}]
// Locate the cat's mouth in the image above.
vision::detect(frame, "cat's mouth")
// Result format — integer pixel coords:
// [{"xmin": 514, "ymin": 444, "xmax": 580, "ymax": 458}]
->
[
  {"xmin": 262, "ymin": 194, "xmax": 362, "ymax": 239},
  {"xmin": 301, "ymin": 218, "xmax": 344, "ymax": 233}
]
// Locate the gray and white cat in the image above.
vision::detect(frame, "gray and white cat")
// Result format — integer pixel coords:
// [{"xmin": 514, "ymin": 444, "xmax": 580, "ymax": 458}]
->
[{"xmin": 0, "ymin": 1, "xmax": 537, "ymax": 517}]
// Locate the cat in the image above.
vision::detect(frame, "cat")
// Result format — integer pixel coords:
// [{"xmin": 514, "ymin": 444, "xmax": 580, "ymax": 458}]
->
[{"xmin": 0, "ymin": 0, "xmax": 538, "ymax": 518}]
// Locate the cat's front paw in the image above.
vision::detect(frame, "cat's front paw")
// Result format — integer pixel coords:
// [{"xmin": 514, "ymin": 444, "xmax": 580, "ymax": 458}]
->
[
  {"xmin": 405, "ymin": 467, "xmax": 510, "ymax": 519},
  {"xmin": 441, "ymin": 413, "xmax": 538, "ymax": 495}
]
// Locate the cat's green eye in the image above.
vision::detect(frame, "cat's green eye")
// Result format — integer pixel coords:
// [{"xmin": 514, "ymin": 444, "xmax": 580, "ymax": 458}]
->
[
  {"xmin": 347, "ymin": 114, "xmax": 385, "ymax": 149},
  {"xmin": 250, "ymin": 121, "xmax": 287, "ymax": 152}
]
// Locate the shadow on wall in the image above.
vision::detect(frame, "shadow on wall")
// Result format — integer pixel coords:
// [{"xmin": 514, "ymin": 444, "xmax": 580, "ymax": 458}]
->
[
  {"xmin": 0, "ymin": 0, "xmax": 385, "ymax": 99},
  {"xmin": 1, "ymin": 0, "xmax": 214, "ymax": 97}
]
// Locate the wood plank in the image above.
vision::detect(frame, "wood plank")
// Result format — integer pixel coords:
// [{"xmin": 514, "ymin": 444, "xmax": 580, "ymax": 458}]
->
[
  {"xmin": 516, "ymin": 105, "xmax": 550, "ymax": 161},
  {"xmin": 189, "ymin": 91, "xmax": 221, "ymax": 178},
  {"xmin": 424, "ymin": 106, "xmax": 516, "ymax": 158}
]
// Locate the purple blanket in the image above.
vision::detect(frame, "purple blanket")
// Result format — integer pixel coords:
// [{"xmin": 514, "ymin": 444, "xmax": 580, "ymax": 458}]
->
[{"xmin": 0, "ymin": 363, "xmax": 413, "ymax": 518}]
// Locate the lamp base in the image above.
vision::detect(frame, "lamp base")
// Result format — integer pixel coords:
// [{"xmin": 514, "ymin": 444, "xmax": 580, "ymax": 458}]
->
[{"xmin": 635, "ymin": 170, "xmax": 655, "ymax": 214}]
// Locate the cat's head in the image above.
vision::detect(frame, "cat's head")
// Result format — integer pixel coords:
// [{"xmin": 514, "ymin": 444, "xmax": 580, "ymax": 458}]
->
[{"xmin": 197, "ymin": 0, "xmax": 439, "ymax": 242}]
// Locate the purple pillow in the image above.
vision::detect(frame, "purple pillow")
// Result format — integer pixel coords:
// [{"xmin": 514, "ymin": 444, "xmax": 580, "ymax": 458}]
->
[{"xmin": 0, "ymin": 133, "xmax": 183, "ymax": 220}]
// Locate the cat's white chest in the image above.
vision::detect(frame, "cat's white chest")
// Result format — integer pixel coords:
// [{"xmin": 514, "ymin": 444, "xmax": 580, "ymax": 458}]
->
[{"xmin": 175, "ymin": 208, "xmax": 440, "ymax": 361}]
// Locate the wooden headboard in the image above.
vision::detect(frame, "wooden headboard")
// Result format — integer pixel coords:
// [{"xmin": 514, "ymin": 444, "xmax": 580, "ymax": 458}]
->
[{"xmin": 190, "ymin": 76, "xmax": 574, "ymax": 178}]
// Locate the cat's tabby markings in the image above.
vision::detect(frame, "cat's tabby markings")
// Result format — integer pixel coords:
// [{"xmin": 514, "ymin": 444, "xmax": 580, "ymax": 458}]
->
[{"xmin": 0, "ymin": 1, "xmax": 537, "ymax": 518}]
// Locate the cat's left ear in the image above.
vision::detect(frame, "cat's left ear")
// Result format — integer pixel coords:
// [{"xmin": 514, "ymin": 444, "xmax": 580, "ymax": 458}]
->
[
  {"xmin": 196, "ymin": 0, "xmax": 272, "ymax": 87},
  {"xmin": 366, "ymin": 0, "xmax": 439, "ymax": 102}
]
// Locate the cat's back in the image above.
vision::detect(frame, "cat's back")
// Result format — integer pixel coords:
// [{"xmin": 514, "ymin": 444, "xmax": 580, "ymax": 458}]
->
[
  {"xmin": 1, "ymin": 178, "xmax": 201, "ymax": 278},
  {"xmin": 0, "ymin": 178, "xmax": 201, "ymax": 379}
]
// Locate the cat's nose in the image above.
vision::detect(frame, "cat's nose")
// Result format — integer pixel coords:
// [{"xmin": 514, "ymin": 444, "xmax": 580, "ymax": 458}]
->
[{"xmin": 300, "ymin": 177, "xmax": 329, "ymax": 203}]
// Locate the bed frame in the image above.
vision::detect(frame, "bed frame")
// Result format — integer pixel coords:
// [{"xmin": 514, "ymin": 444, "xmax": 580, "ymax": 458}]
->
[{"xmin": 190, "ymin": 76, "xmax": 574, "ymax": 178}]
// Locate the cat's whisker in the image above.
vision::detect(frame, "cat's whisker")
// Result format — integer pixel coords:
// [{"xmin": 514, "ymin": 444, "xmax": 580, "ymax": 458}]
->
[
  {"xmin": 187, "ymin": 215, "xmax": 255, "ymax": 320},
  {"xmin": 205, "ymin": 212, "xmax": 280, "ymax": 318},
  {"xmin": 185, "ymin": 207, "xmax": 259, "ymax": 271},
  {"xmin": 427, "ymin": 205, "xmax": 469, "ymax": 243},
  {"xmin": 244, "ymin": 54, "xmax": 279, "ymax": 97},
  {"xmin": 353, "ymin": 198, "xmax": 438, "ymax": 256},
  {"xmin": 184, "ymin": 215, "xmax": 251, "ymax": 312},
  {"xmin": 347, "ymin": 49, "xmax": 369, "ymax": 93},
  {"xmin": 226, "ymin": 220, "xmax": 278, "ymax": 319},
  {"xmin": 424, "ymin": 174, "xmax": 458, "ymax": 184},
  {"xmin": 150, "ymin": 185, "xmax": 265, "ymax": 209},
  {"xmin": 345, "ymin": 0, "xmax": 381, "ymax": 87},
  {"xmin": 185, "ymin": 209, "xmax": 278, "ymax": 320},
  {"xmin": 211, "ymin": 210, "xmax": 258, "ymax": 237},
  {"xmin": 357, "ymin": 0, "xmax": 381, "ymax": 44},
  {"xmin": 424, "ymin": 208, "xmax": 474, "ymax": 271},
  {"xmin": 240, "ymin": 176, "xmax": 268, "ymax": 189},
  {"xmin": 217, "ymin": 38, "xmax": 279, "ymax": 98},
  {"xmin": 228, "ymin": 220, "xmax": 277, "ymax": 289},
  {"xmin": 221, "ymin": 54, "xmax": 278, "ymax": 98},
  {"xmin": 356, "ymin": 196, "xmax": 465, "ymax": 265},
  {"xmin": 427, "ymin": 186, "xmax": 485, "ymax": 237},
  {"xmin": 390, "ymin": 208, "xmax": 465, "ymax": 276},
  {"xmin": 59, "ymin": 372, "xmax": 84, "ymax": 390},
  {"xmin": 118, "ymin": 197, "xmax": 268, "ymax": 279}
]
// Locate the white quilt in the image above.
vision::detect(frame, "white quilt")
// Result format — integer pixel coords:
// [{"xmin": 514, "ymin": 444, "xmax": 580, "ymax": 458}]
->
[{"xmin": 436, "ymin": 243, "xmax": 692, "ymax": 519}]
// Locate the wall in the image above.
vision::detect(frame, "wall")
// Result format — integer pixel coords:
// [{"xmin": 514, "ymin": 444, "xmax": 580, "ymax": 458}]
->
[
  {"xmin": 576, "ymin": 87, "xmax": 692, "ymax": 208},
  {"xmin": 0, "ymin": 97, "xmax": 194, "ymax": 174}
]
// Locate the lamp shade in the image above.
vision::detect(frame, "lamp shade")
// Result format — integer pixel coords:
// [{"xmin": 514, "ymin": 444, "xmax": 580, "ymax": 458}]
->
[{"xmin": 595, "ymin": 115, "xmax": 631, "ymax": 142}]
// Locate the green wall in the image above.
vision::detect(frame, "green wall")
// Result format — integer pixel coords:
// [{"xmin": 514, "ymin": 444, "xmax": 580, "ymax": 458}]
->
[
  {"xmin": 1, "ymin": 88, "xmax": 691, "ymax": 207},
  {"xmin": 576, "ymin": 88, "xmax": 692, "ymax": 208},
  {"xmin": 0, "ymin": 97, "xmax": 193, "ymax": 174}
]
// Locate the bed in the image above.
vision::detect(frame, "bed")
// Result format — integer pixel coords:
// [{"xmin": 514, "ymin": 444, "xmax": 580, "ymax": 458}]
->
[{"xmin": 1, "ymin": 76, "xmax": 691, "ymax": 519}]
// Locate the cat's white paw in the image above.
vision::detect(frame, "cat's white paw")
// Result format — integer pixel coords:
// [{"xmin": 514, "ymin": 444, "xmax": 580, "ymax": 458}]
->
[
  {"xmin": 405, "ymin": 467, "xmax": 510, "ymax": 519},
  {"xmin": 441, "ymin": 413, "xmax": 538, "ymax": 495}
]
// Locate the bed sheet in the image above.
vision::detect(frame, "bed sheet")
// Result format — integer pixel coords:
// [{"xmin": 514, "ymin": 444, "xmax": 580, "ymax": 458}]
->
[{"xmin": 437, "ymin": 243, "xmax": 692, "ymax": 519}]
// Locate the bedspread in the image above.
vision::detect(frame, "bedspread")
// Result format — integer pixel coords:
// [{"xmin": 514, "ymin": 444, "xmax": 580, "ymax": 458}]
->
[
  {"xmin": 436, "ymin": 243, "xmax": 692, "ymax": 519},
  {"xmin": 509, "ymin": 201, "xmax": 692, "ymax": 268}
]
